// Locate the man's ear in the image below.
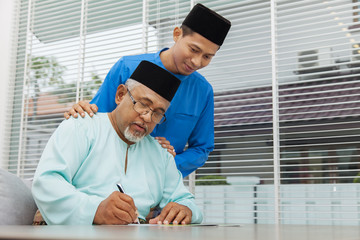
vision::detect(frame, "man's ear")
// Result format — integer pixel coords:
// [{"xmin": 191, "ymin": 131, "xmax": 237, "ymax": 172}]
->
[
  {"xmin": 173, "ymin": 27, "xmax": 182, "ymax": 42},
  {"xmin": 115, "ymin": 84, "xmax": 127, "ymax": 105}
]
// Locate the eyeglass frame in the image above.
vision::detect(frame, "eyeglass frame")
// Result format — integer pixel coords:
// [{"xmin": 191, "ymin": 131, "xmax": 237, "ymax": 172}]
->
[{"xmin": 127, "ymin": 88, "xmax": 167, "ymax": 124}]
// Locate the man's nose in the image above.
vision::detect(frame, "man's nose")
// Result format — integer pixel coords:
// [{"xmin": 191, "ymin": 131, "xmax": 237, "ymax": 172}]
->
[
  {"xmin": 191, "ymin": 55, "xmax": 202, "ymax": 68},
  {"xmin": 140, "ymin": 111, "xmax": 152, "ymax": 123}
]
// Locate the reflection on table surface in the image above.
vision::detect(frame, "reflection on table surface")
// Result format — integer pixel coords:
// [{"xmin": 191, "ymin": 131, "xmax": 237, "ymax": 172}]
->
[{"xmin": 0, "ymin": 224, "xmax": 359, "ymax": 240}]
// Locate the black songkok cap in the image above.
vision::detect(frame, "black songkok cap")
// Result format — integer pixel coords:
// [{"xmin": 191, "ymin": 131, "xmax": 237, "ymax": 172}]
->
[
  {"xmin": 130, "ymin": 61, "xmax": 181, "ymax": 102},
  {"xmin": 182, "ymin": 3, "xmax": 231, "ymax": 46}
]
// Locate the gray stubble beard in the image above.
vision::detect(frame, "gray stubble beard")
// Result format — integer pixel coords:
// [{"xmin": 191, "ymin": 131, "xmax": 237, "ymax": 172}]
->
[{"xmin": 124, "ymin": 123, "xmax": 148, "ymax": 143}]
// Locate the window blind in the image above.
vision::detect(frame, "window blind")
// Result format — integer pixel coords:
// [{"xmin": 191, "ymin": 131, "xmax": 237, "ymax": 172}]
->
[
  {"xmin": 196, "ymin": 0, "xmax": 276, "ymax": 225},
  {"xmin": 275, "ymin": 0, "xmax": 360, "ymax": 225},
  {"xmin": 6, "ymin": 0, "xmax": 146, "ymax": 179},
  {"xmin": 5, "ymin": 0, "xmax": 360, "ymax": 225},
  {"xmin": 197, "ymin": 0, "xmax": 360, "ymax": 225}
]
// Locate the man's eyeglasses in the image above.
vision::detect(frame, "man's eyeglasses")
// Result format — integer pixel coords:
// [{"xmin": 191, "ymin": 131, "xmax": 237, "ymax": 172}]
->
[{"xmin": 127, "ymin": 89, "xmax": 166, "ymax": 124}]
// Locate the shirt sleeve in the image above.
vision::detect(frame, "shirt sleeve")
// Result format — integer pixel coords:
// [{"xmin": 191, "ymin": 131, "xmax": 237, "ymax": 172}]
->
[
  {"xmin": 159, "ymin": 154, "xmax": 203, "ymax": 224},
  {"xmin": 31, "ymin": 118, "xmax": 103, "ymax": 225},
  {"xmin": 90, "ymin": 57, "xmax": 130, "ymax": 112},
  {"xmin": 175, "ymin": 88, "xmax": 215, "ymax": 177}
]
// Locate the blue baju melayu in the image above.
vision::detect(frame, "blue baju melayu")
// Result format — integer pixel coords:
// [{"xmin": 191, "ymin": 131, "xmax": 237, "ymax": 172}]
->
[{"xmin": 91, "ymin": 49, "xmax": 214, "ymax": 177}]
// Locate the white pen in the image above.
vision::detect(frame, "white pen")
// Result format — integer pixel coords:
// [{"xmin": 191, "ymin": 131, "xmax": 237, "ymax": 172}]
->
[{"xmin": 116, "ymin": 183, "xmax": 140, "ymax": 224}]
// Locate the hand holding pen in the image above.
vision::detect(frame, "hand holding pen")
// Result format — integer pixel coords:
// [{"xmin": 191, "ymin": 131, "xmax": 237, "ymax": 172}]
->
[
  {"xmin": 93, "ymin": 185, "xmax": 139, "ymax": 225},
  {"xmin": 117, "ymin": 183, "xmax": 140, "ymax": 224}
]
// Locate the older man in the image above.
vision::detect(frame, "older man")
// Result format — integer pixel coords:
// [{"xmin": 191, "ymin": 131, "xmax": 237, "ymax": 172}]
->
[{"xmin": 32, "ymin": 61, "xmax": 203, "ymax": 225}]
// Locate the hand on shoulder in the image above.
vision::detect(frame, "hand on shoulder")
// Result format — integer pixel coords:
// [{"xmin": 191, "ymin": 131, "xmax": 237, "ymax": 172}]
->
[{"xmin": 64, "ymin": 100, "xmax": 98, "ymax": 119}]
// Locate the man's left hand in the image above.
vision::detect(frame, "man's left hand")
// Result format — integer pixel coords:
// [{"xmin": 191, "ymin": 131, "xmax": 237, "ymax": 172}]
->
[{"xmin": 148, "ymin": 202, "xmax": 192, "ymax": 225}]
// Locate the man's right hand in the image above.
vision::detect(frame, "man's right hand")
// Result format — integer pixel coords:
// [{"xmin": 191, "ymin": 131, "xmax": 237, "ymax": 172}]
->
[
  {"xmin": 64, "ymin": 100, "xmax": 98, "ymax": 119},
  {"xmin": 93, "ymin": 191, "xmax": 139, "ymax": 225}
]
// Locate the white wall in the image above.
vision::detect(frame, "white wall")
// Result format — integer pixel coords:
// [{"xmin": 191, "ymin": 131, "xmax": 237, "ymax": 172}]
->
[{"xmin": 0, "ymin": 0, "xmax": 17, "ymax": 168}]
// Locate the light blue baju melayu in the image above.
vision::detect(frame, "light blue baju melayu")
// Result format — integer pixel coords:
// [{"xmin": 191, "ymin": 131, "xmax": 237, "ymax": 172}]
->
[{"xmin": 32, "ymin": 113, "xmax": 203, "ymax": 225}]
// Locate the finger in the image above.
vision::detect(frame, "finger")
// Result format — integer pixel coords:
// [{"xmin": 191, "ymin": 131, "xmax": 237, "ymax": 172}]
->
[
  {"xmin": 161, "ymin": 141, "xmax": 171, "ymax": 146},
  {"xmin": 74, "ymin": 104, "xmax": 86, "ymax": 118},
  {"xmin": 79, "ymin": 101, "xmax": 95, "ymax": 117},
  {"xmin": 115, "ymin": 193, "xmax": 138, "ymax": 222},
  {"xmin": 115, "ymin": 203, "xmax": 137, "ymax": 222},
  {"xmin": 181, "ymin": 214, "xmax": 192, "ymax": 225},
  {"xmin": 148, "ymin": 216, "xmax": 160, "ymax": 224},
  {"xmin": 162, "ymin": 142, "xmax": 171, "ymax": 148},
  {"xmin": 163, "ymin": 207, "xmax": 179, "ymax": 225},
  {"xmin": 110, "ymin": 192, "xmax": 136, "ymax": 213},
  {"xmin": 64, "ymin": 111, "xmax": 70, "ymax": 119},
  {"xmin": 156, "ymin": 203, "xmax": 177, "ymax": 224},
  {"xmin": 155, "ymin": 137, "xmax": 171, "ymax": 147},
  {"xmin": 90, "ymin": 104, "xmax": 98, "ymax": 113},
  {"xmin": 168, "ymin": 149, "xmax": 176, "ymax": 157},
  {"xmin": 173, "ymin": 210, "xmax": 187, "ymax": 225},
  {"xmin": 155, "ymin": 137, "xmax": 167, "ymax": 144},
  {"xmin": 111, "ymin": 207, "xmax": 135, "ymax": 224},
  {"xmin": 155, "ymin": 137, "xmax": 176, "ymax": 155},
  {"xmin": 155, "ymin": 136, "xmax": 166, "ymax": 141},
  {"xmin": 160, "ymin": 143, "xmax": 173, "ymax": 152},
  {"xmin": 117, "ymin": 193, "xmax": 137, "ymax": 210},
  {"xmin": 134, "ymin": 209, "xmax": 141, "ymax": 224},
  {"xmin": 166, "ymin": 145, "xmax": 174, "ymax": 151},
  {"xmin": 82, "ymin": 104, "xmax": 95, "ymax": 117},
  {"xmin": 68, "ymin": 108, "xmax": 79, "ymax": 118},
  {"xmin": 155, "ymin": 206, "xmax": 169, "ymax": 224}
]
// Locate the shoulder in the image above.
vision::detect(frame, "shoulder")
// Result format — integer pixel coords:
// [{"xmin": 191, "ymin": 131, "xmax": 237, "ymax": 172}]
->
[
  {"xmin": 115, "ymin": 52, "xmax": 158, "ymax": 75},
  {"xmin": 140, "ymin": 135, "xmax": 172, "ymax": 160},
  {"xmin": 141, "ymin": 135, "xmax": 162, "ymax": 149},
  {"xmin": 179, "ymin": 71, "xmax": 213, "ymax": 97},
  {"xmin": 60, "ymin": 113, "xmax": 109, "ymax": 133},
  {"xmin": 54, "ymin": 113, "xmax": 112, "ymax": 150},
  {"xmin": 190, "ymin": 71, "xmax": 213, "ymax": 91},
  {"xmin": 121, "ymin": 52, "xmax": 157, "ymax": 64},
  {"xmin": 191, "ymin": 70, "xmax": 207, "ymax": 81}
]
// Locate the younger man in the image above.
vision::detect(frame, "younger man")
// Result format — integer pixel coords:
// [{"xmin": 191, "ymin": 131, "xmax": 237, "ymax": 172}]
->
[{"xmin": 65, "ymin": 4, "xmax": 232, "ymax": 177}]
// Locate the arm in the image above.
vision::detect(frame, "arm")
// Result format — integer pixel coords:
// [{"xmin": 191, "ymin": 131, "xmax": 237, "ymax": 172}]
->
[
  {"xmin": 32, "ymin": 118, "xmax": 102, "ymax": 225},
  {"xmin": 175, "ymin": 90, "xmax": 215, "ymax": 177},
  {"xmin": 33, "ymin": 117, "xmax": 139, "ymax": 225}
]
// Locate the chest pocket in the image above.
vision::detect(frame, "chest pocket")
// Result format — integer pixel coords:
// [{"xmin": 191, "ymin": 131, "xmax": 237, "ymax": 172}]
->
[
  {"xmin": 152, "ymin": 112, "xmax": 199, "ymax": 152},
  {"xmin": 173, "ymin": 113, "xmax": 199, "ymax": 136},
  {"xmin": 175, "ymin": 113, "xmax": 197, "ymax": 120}
]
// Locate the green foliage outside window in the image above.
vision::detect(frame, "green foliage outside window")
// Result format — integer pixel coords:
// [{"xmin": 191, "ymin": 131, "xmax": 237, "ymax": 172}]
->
[
  {"xmin": 354, "ymin": 173, "xmax": 360, "ymax": 183},
  {"xmin": 29, "ymin": 55, "xmax": 102, "ymax": 112},
  {"xmin": 195, "ymin": 175, "xmax": 229, "ymax": 185}
]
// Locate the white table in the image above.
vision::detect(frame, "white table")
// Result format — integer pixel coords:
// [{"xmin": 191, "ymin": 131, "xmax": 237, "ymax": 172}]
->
[{"xmin": 0, "ymin": 224, "xmax": 359, "ymax": 240}]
